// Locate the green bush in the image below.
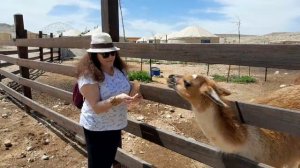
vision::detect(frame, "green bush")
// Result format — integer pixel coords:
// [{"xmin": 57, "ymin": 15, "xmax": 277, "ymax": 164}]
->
[
  {"xmin": 128, "ymin": 71, "xmax": 152, "ymax": 82},
  {"xmin": 212, "ymin": 74, "xmax": 256, "ymax": 84},
  {"xmin": 212, "ymin": 74, "xmax": 227, "ymax": 82},
  {"xmin": 230, "ymin": 75, "xmax": 256, "ymax": 84}
]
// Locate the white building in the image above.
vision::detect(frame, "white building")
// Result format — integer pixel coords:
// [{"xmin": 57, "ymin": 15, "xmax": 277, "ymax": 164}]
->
[{"xmin": 167, "ymin": 26, "xmax": 219, "ymax": 43}]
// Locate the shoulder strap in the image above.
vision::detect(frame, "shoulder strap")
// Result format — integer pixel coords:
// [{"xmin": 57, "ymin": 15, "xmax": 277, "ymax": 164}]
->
[{"xmin": 117, "ymin": 68, "xmax": 126, "ymax": 76}]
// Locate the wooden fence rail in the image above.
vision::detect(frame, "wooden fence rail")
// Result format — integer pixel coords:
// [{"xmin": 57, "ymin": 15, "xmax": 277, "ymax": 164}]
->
[
  {"xmin": 1, "ymin": 28, "xmax": 299, "ymax": 167},
  {"xmin": 0, "ymin": 69, "xmax": 72, "ymax": 102},
  {"xmin": 0, "ymin": 82, "xmax": 153, "ymax": 168},
  {"xmin": 1, "ymin": 37, "xmax": 300, "ymax": 69},
  {"xmin": 0, "ymin": 79, "xmax": 270, "ymax": 168},
  {"xmin": 0, "ymin": 49, "xmax": 39, "ymax": 55},
  {"xmin": 0, "ymin": 54, "xmax": 299, "ymax": 167},
  {"xmin": 0, "ymin": 54, "xmax": 76, "ymax": 77},
  {"xmin": 0, "ymin": 9, "xmax": 297, "ymax": 167},
  {"xmin": 0, "ymin": 61, "xmax": 277, "ymax": 167},
  {"xmin": 1, "ymin": 54, "xmax": 299, "ymax": 137}
]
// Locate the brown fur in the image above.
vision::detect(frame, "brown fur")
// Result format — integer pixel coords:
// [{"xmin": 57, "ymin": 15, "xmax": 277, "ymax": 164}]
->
[
  {"xmin": 294, "ymin": 76, "xmax": 300, "ymax": 85},
  {"xmin": 167, "ymin": 74, "xmax": 300, "ymax": 167}
]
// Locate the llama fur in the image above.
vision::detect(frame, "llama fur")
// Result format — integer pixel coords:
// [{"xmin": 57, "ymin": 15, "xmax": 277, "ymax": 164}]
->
[{"xmin": 167, "ymin": 74, "xmax": 300, "ymax": 167}]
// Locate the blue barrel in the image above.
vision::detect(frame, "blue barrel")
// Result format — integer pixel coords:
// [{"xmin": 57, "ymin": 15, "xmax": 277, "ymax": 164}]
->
[{"xmin": 151, "ymin": 67, "xmax": 160, "ymax": 76}]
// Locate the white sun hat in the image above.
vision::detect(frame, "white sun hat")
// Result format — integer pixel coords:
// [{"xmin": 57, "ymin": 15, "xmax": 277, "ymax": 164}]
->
[{"xmin": 86, "ymin": 32, "xmax": 120, "ymax": 53}]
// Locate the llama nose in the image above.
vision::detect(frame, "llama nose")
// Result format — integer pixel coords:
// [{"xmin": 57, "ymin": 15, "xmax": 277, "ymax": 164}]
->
[
  {"xmin": 167, "ymin": 74, "xmax": 178, "ymax": 89},
  {"xmin": 168, "ymin": 74, "xmax": 177, "ymax": 83},
  {"xmin": 168, "ymin": 74, "xmax": 175, "ymax": 79},
  {"xmin": 168, "ymin": 74, "xmax": 182, "ymax": 80}
]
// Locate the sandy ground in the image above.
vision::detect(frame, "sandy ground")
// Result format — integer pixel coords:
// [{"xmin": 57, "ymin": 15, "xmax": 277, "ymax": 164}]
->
[{"xmin": 0, "ymin": 97, "xmax": 87, "ymax": 168}]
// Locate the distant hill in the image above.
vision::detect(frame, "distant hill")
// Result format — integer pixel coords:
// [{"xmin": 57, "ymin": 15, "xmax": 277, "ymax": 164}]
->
[
  {"xmin": 263, "ymin": 32, "xmax": 300, "ymax": 36},
  {"xmin": 216, "ymin": 32, "xmax": 300, "ymax": 44},
  {"xmin": 0, "ymin": 23, "xmax": 15, "ymax": 33},
  {"xmin": 215, "ymin": 34, "xmax": 257, "ymax": 38}
]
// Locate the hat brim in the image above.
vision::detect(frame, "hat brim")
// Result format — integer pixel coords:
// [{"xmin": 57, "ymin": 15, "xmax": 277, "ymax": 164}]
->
[{"xmin": 86, "ymin": 46, "xmax": 120, "ymax": 53}]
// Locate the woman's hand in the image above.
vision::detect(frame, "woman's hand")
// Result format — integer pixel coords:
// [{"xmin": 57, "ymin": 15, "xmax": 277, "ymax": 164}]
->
[
  {"xmin": 127, "ymin": 93, "xmax": 142, "ymax": 111},
  {"xmin": 131, "ymin": 93, "xmax": 143, "ymax": 102},
  {"xmin": 113, "ymin": 93, "xmax": 134, "ymax": 105},
  {"xmin": 129, "ymin": 80, "xmax": 143, "ymax": 103}
]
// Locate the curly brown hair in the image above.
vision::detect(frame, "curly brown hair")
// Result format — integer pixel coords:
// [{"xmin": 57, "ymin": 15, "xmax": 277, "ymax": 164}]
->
[{"xmin": 76, "ymin": 52, "xmax": 127, "ymax": 82}]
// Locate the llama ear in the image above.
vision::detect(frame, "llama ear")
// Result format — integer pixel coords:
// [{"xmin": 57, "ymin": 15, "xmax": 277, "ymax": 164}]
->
[
  {"xmin": 214, "ymin": 84, "xmax": 231, "ymax": 96},
  {"xmin": 200, "ymin": 84, "xmax": 228, "ymax": 107}
]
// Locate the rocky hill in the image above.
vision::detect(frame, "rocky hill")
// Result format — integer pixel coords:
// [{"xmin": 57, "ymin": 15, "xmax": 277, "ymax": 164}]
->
[
  {"xmin": 216, "ymin": 32, "xmax": 300, "ymax": 44},
  {"xmin": 0, "ymin": 23, "xmax": 14, "ymax": 33}
]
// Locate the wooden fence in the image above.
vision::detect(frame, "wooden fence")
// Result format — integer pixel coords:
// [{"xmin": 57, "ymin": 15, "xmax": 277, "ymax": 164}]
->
[{"xmin": 1, "ymin": 14, "xmax": 300, "ymax": 168}]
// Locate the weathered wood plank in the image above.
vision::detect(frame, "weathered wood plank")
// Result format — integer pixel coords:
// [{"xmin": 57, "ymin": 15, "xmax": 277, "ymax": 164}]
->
[
  {"xmin": 115, "ymin": 148, "xmax": 154, "ymax": 168},
  {"xmin": 116, "ymin": 43, "xmax": 300, "ymax": 70},
  {"xmin": 237, "ymin": 102, "xmax": 300, "ymax": 136},
  {"xmin": 0, "ymin": 54, "xmax": 45, "ymax": 68},
  {"xmin": 0, "ymin": 49, "xmax": 39, "ymax": 55},
  {"xmin": 0, "ymin": 69, "xmax": 72, "ymax": 102},
  {"xmin": 0, "ymin": 54, "xmax": 76, "ymax": 77},
  {"xmin": 101, "ymin": 0, "xmax": 119, "ymax": 42},
  {"xmin": 13, "ymin": 37, "xmax": 300, "ymax": 69},
  {"xmin": 140, "ymin": 83, "xmax": 191, "ymax": 110},
  {"xmin": 0, "ymin": 62, "xmax": 13, "ymax": 67},
  {"xmin": 125, "ymin": 119, "xmax": 269, "ymax": 168},
  {"xmin": 222, "ymin": 154, "xmax": 273, "ymax": 168},
  {"xmin": 39, "ymin": 31, "xmax": 43, "ymax": 61},
  {"xmin": 43, "ymin": 51, "xmax": 52, "ymax": 55},
  {"xmin": 0, "ymin": 76, "xmax": 272, "ymax": 167},
  {"xmin": 16, "ymin": 36, "xmax": 90, "ymax": 48},
  {"xmin": 125, "ymin": 119, "xmax": 224, "ymax": 167},
  {"xmin": 139, "ymin": 83, "xmax": 300, "ymax": 137},
  {"xmin": 0, "ymin": 56, "xmax": 299, "ymax": 137},
  {"xmin": 0, "ymin": 82, "xmax": 154, "ymax": 168},
  {"xmin": 14, "ymin": 14, "xmax": 32, "ymax": 100},
  {"xmin": 0, "ymin": 40, "xmax": 15, "ymax": 46},
  {"xmin": 50, "ymin": 33, "xmax": 54, "ymax": 62}
]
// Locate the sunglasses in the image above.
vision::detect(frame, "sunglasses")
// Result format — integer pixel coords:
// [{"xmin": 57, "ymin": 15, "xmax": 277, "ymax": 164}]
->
[{"xmin": 101, "ymin": 51, "xmax": 116, "ymax": 58}]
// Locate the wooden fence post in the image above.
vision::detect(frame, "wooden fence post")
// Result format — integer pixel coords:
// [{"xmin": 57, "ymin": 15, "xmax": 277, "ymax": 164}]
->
[
  {"xmin": 101, "ymin": 1, "xmax": 123, "ymax": 167},
  {"xmin": 39, "ymin": 31, "xmax": 43, "ymax": 61},
  {"xmin": 101, "ymin": 0, "xmax": 119, "ymax": 42},
  {"xmin": 207, "ymin": 64, "xmax": 210, "ymax": 76},
  {"xmin": 50, "ymin": 33, "xmax": 53, "ymax": 62},
  {"xmin": 265, "ymin": 67, "xmax": 268, "ymax": 82},
  {"xmin": 0, "ymin": 62, "xmax": 3, "ymax": 82},
  {"xmin": 58, "ymin": 34, "xmax": 61, "ymax": 61},
  {"xmin": 14, "ymin": 14, "xmax": 32, "ymax": 102}
]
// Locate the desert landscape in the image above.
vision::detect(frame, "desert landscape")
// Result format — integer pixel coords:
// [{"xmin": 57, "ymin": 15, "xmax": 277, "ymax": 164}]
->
[{"xmin": 1, "ymin": 33, "xmax": 300, "ymax": 168}]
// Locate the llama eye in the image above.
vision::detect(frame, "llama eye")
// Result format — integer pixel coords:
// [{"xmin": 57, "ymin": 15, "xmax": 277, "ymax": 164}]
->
[{"xmin": 184, "ymin": 80, "xmax": 192, "ymax": 88}]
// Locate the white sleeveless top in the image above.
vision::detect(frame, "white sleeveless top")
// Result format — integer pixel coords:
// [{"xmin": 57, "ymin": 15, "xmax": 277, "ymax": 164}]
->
[{"xmin": 78, "ymin": 67, "xmax": 131, "ymax": 131}]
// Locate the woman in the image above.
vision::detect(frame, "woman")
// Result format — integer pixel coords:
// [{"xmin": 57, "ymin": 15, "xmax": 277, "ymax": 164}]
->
[{"xmin": 76, "ymin": 32, "xmax": 140, "ymax": 168}]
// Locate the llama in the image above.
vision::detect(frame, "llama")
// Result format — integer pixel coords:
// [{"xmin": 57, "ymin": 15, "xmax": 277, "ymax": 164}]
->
[{"xmin": 167, "ymin": 74, "xmax": 300, "ymax": 167}]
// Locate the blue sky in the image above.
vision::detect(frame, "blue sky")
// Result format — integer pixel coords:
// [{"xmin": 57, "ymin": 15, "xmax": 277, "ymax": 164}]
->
[{"xmin": 1, "ymin": 0, "xmax": 300, "ymax": 37}]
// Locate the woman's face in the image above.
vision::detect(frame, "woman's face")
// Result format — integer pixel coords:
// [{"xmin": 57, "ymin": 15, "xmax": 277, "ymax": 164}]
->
[{"xmin": 97, "ymin": 51, "xmax": 116, "ymax": 68}]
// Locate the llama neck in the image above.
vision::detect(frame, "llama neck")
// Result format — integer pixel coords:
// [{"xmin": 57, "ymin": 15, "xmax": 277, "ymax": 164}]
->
[{"xmin": 192, "ymin": 103, "xmax": 249, "ymax": 153}]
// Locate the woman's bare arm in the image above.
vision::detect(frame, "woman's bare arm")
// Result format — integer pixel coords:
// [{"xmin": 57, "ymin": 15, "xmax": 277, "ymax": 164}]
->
[{"xmin": 80, "ymin": 83, "xmax": 134, "ymax": 114}]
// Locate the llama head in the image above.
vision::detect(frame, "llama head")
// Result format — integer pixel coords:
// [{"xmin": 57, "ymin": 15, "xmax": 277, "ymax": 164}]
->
[{"xmin": 167, "ymin": 74, "xmax": 231, "ymax": 108}]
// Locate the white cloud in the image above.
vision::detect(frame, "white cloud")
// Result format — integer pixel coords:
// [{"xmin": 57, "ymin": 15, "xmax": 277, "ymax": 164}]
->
[
  {"xmin": 0, "ymin": 0, "xmax": 99, "ymax": 34},
  {"xmin": 125, "ymin": 0, "xmax": 300, "ymax": 36},
  {"xmin": 211, "ymin": 0, "xmax": 300, "ymax": 34},
  {"xmin": 1, "ymin": 0, "xmax": 300, "ymax": 37}
]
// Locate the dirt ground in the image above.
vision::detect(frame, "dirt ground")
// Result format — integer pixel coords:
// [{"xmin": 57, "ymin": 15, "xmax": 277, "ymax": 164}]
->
[{"xmin": 1, "ymin": 57, "xmax": 300, "ymax": 168}]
